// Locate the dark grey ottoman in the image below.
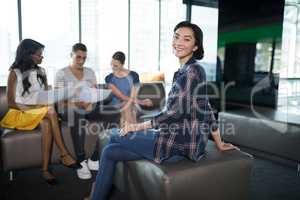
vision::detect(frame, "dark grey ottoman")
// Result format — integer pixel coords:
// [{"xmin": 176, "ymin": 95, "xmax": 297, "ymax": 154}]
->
[{"xmin": 98, "ymin": 133, "xmax": 253, "ymax": 200}]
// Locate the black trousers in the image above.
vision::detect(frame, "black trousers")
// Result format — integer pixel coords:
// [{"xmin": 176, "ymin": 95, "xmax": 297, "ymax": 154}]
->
[{"xmin": 58, "ymin": 104, "xmax": 120, "ymax": 162}]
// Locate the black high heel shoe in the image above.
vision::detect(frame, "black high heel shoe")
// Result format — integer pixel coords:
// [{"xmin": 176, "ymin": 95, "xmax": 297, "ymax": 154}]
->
[
  {"xmin": 61, "ymin": 154, "xmax": 81, "ymax": 169},
  {"xmin": 42, "ymin": 170, "xmax": 57, "ymax": 185}
]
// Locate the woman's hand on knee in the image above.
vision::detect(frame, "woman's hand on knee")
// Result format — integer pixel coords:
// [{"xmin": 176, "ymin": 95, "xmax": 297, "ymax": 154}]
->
[
  {"xmin": 120, "ymin": 121, "xmax": 152, "ymax": 136},
  {"xmin": 120, "ymin": 122, "xmax": 136, "ymax": 136}
]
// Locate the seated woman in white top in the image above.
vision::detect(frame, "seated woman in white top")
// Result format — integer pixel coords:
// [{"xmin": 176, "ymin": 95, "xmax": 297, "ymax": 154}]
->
[{"xmin": 0, "ymin": 39, "xmax": 79, "ymax": 185}]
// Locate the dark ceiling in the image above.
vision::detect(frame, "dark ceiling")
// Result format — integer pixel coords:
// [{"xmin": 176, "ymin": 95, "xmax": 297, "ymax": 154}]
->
[
  {"xmin": 218, "ymin": 0, "xmax": 285, "ymax": 29},
  {"xmin": 184, "ymin": 0, "xmax": 285, "ymax": 30}
]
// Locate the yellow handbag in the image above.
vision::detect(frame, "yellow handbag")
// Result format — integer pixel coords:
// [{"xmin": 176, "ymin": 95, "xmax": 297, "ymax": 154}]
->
[{"xmin": 0, "ymin": 107, "xmax": 48, "ymax": 130}]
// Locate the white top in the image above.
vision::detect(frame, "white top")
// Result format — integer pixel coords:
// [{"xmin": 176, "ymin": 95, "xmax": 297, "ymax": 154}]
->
[
  {"xmin": 54, "ymin": 66, "xmax": 111, "ymax": 103},
  {"xmin": 14, "ymin": 68, "xmax": 46, "ymax": 105},
  {"xmin": 13, "ymin": 68, "xmax": 79, "ymax": 105},
  {"xmin": 55, "ymin": 66, "xmax": 97, "ymax": 89}
]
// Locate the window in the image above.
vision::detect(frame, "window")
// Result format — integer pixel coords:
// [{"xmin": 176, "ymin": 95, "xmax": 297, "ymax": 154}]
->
[
  {"xmin": 255, "ymin": 41, "xmax": 281, "ymax": 73},
  {"xmin": 81, "ymin": 0, "xmax": 128, "ymax": 83},
  {"xmin": 130, "ymin": 0, "xmax": 159, "ymax": 74},
  {"xmin": 191, "ymin": 6, "xmax": 219, "ymax": 81},
  {"xmin": 22, "ymin": 0, "xmax": 79, "ymax": 85},
  {"xmin": 278, "ymin": 1, "xmax": 300, "ymax": 115},
  {"xmin": 0, "ymin": 0, "xmax": 19, "ymax": 86},
  {"xmin": 281, "ymin": 4, "xmax": 300, "ymax": 78},
  {"xmin": 160, "ymin": 0, "xmax": 186, "ymax": 84}
]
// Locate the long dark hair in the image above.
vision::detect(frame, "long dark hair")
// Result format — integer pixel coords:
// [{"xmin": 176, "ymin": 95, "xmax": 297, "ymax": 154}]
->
[
  {"xmin": 174, "ymin": 21, "xmax": 204, "ymax": 60},
  {"xmin": 10, "ymin": 39, "xmax": 47, "ymax": 96}
]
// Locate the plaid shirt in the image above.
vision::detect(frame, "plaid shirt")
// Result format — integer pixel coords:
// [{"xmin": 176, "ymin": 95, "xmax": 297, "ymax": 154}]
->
[{"xmin": 151, "ymin": 57, "xmax": 218, "ymax": 163}]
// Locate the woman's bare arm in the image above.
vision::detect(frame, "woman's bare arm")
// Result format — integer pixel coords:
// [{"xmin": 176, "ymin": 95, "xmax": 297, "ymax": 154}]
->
[
  {"xmin": 7, "ymin": 70, "xmax": 18, "ymax": 110},
  {"xmin": 211, "ymin": 128, "xmax": 239, "ymax": 151},
  {"xmin": 120, "ymin": 120, "xmax": 152, "ymax": 136}
]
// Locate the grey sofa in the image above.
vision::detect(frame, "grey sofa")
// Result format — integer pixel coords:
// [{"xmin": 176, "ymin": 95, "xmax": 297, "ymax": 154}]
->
[
  {"xmin": 1, "ymin": 83, "xmax": 254, "ymax": 200},
  {"xmin": 0, "ymin": 82, "xmax": 166, "ymax": 172},
  {"xmin": 219, "ymin": 107, "xmax": 300, "ymax": 165},
  {"xmin": 0, "ymin": 86, "xmax": 121, "ymax": 172}
]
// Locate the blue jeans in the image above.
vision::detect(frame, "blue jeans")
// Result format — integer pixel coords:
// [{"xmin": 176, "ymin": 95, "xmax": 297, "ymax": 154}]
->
[{"xmin": 91, "ymin": 128, "xmax": 184, "ymax": 200}]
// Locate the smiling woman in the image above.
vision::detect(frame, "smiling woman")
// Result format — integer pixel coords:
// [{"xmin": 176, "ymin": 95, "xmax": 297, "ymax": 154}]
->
[
  {"xmin": 172, "ymin": 27, "xmax": 202, "ymax": 65},
  {"xmin": 90, "ymin": 21, "xmax": 237, "ymax": 200}
]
